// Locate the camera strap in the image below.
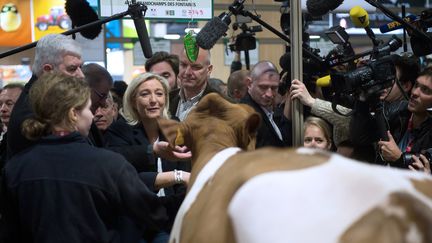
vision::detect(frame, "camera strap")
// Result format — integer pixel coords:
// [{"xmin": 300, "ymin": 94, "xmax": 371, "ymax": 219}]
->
[{"xmin": 394, "ymin": 78, "xmax": 410, "ymax": 100}]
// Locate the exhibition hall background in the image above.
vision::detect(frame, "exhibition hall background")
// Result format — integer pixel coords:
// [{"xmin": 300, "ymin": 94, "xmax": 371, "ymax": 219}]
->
[{"xmin": 0, "ymin": 0, "xmax": 429, "ymax": 84}]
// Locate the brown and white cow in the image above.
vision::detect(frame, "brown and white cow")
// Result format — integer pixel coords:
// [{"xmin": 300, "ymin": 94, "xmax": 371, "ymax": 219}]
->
[{"xmin": 158, "ymin": 93, "xmax": 432, "ymax": 243}]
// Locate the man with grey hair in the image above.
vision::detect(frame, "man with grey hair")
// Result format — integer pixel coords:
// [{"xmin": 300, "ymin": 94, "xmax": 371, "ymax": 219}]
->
[
  {"xmin": 8, "ymin": 34, "xmax": 84, "ymax": 157},
  {"xmin": 240, "ymin": 61, "xmax": 292, "ymax": 148}
]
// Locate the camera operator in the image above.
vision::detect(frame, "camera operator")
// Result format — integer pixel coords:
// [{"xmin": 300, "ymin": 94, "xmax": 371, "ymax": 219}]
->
[{"xmin": 351, "ymin": 60, "xmax": 432, "ymax": 174}]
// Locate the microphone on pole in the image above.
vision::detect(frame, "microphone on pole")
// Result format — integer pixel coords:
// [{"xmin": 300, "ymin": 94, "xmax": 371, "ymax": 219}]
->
[
  {"xmin": 196, "ymin": 12, "xmax": 231, "ymax": 50},
  {"xmin": 65, "ymin": 0, "xmax": 102, "ymax": 39},
  {"xmin": 306, "ymin": 0, "xmax": 344, "ymax": 17},
  {"xmin": 128, "ymin": 1, "xmax": 152, "ymax": 58},
  {"xmin": 196, "ymin": 0, "xmax": 245, "ymax": 50}
]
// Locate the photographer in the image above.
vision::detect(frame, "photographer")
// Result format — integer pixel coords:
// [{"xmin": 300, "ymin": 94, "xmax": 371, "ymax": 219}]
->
[{"xmin": 352, "ymin": 62, "xmax": 432, "ymax": 174}]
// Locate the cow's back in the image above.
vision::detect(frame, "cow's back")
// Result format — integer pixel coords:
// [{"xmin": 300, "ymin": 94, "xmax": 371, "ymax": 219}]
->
[
  {"xmin": 228, "ymin": 150, "xmax": 432, "ymax": 243},
  {"xmin": 173, "ymin": 148, "xmax": 432, "ymax": 243},
  {"xmin": 175, "ymin": 148, "xmax": 328, "ymax": 243}
]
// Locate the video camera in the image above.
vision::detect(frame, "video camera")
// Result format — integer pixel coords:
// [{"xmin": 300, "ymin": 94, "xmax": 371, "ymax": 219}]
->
[
  {"xmin": 330, "ymin": 54, "xmax": 397, "ymax": 103},
  {"xmin": 228, "ymin": 16, "xmax": 262, "ymax": 52}
]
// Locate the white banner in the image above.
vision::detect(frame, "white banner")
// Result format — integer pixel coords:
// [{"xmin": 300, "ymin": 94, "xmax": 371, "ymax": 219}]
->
[{"xmin": 100, "ymin": 0, "xmax": 213, "ymax": 20}]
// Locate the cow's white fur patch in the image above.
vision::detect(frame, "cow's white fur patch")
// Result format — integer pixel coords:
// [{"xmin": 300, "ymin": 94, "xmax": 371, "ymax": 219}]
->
[
  {"xmin": 170, "ymin": 147, "xmax": 241, "ymax": 243},
  {"xmin": 227, "ymin": 153, "xmax": 432, "ymax": 243}
]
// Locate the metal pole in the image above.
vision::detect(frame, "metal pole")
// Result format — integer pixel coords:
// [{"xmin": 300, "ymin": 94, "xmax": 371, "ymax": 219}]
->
[{"xmin": 290, "ymin": 0, "xmax": 303, "ymax": 146}]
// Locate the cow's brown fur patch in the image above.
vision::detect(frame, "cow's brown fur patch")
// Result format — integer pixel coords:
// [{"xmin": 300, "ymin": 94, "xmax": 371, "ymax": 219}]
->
[
  {"xmin": 339, "ymin": 192, "xmax": 432, "ymax": 243},
  {"xmin": 178, "ymin": 148, "xmax": 329, "ymax": 243},
  {"xmin": 410, "ymin": 178, "xmax": 432, "ymax": 201}
]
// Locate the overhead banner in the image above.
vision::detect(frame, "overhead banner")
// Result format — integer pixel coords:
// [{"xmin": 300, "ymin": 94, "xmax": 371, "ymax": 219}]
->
[
  {"xmin": 100, "ymin": 0, "xmax": 212, "ymax": 20},
  {"xmin": 0, "ymin": 0, "xmax": 32, "ymax": 46}
]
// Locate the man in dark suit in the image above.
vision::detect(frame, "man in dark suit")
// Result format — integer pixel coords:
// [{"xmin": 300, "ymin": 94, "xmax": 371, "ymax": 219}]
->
[
  {"xmin": 82, "ymin": 63, "xmax": 114, "ymax": 147},
  {"xmin": 169, "ymin": 47, "xmax": 220, "ymax": 121},
  {"xmin": 0, "ymin": 83, "xmax": 23, "ymax": 172},
  {"xmin": 241, "ymin": 61, "xmax": 292, "ymax": 148}
]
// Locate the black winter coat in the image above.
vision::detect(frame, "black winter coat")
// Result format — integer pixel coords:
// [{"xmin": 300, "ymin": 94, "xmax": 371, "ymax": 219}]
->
[{"xmin": 1, "ymin": 132, "xmax": 170, "ymax": 243}]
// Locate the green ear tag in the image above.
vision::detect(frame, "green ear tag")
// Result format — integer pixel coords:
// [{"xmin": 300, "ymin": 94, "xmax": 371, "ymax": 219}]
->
[{"xmin": 184, "ymin": 30, "xmax": 198, "ymax": 62}]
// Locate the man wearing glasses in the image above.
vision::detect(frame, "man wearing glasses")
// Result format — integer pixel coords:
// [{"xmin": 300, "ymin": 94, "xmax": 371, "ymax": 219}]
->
[{"xmin": 82, "ymin": 63, "xmax": 113, "ymax": 147}]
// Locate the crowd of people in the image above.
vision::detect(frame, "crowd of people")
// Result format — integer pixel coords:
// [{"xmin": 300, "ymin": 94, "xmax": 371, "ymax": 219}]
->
[{"xmin": 0, "ymin": 33, "xmax": 431, "ymax": 242}]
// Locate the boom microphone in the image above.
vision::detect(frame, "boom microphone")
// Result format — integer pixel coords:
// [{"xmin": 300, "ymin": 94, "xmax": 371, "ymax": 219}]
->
[
  {"xmin": 65, "ymin": 0, "xmax": 102, "ymax": 39},
  {"xmin": 129, "ymin": 2, "xmax": 153, "ymax": 58},
  {"xmin": 379, "ymin": 15, "xmax": 417, "ymax": 33},
  {"xmin": 350, "ymin": 6, "xmax": 379, "ymax": 46},
  {"xmin": 196, "ymin": 12, "xmax": 231, "ymax": 50},
  {"xmin": 306, "ymin": 0, "xmax": 344, "ymax": 17},
  {"xmin": 196, "ymin": 0, "xmax": 245, "ymax": 50}
]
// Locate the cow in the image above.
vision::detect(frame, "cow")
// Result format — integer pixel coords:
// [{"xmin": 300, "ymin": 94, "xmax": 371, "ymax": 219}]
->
[{"xmin": 158, "ymin": 93, "xmax": 432, "ymax": 243}]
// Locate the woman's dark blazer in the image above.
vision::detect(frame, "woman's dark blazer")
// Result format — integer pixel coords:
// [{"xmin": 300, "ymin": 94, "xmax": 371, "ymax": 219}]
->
[{"xmin": 104, "ymin": 117, "xmax": 190, "ymax": 194}]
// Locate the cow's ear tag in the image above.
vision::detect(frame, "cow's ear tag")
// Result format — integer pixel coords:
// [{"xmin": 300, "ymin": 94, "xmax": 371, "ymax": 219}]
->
[
  {"xmin": 184, "ymin": 30, "xmax": 198, "ymax": 62},
  {"xmin": 175, "ymin": 127, "xmax": 185, "ymax": 146}
]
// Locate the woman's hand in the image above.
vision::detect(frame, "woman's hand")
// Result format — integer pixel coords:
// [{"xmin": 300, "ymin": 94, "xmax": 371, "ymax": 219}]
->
[
  {"xmin": 289, "ymin": 79, "xmax": 315, "ymax": 107},
  {"xmin": 153, "ymin": 141, "xmax": 192, "ymax": 161}
]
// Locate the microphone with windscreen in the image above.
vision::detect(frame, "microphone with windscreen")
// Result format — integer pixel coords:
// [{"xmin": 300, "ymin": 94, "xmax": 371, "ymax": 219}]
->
[
  {"xmin": 196, "ymin": 12, "xmax": 231, "ymax": 50},
  {"xmin": 128, "ymin": 2, "xmax": 152, "ymax": 58},
  {"xmin": 65, "ymin": 0, "xmax": 102, "ymax": 39},
  {"xmin": 196, "ymin": 0, "xmax": 245, "ymax": 50},
  {"xmin": 306, "ymin": 0, "xmax": 344, "ymax": 17}
]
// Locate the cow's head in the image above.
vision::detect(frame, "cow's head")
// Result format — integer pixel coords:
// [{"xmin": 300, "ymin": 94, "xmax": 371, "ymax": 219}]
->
[{"xmin": 159, "ymin": 93, "xmax": 261, "ymax": 159}]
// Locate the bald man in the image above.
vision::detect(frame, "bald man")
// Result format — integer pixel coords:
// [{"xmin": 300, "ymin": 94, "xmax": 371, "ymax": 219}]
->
[
  {"xmin": 169, "ymin": 48, "xmax": 221, "ymax": 121},
  {"xmin": 240, "ymin": 61, "xmax": 292, "ymax": 148}
]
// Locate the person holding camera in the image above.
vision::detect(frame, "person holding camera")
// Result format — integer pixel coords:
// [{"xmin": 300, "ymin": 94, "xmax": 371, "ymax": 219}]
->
[
  {"xmin": 349, "ymin": 55, "xmax": 427, "ymax": 167},
  {"xmin": 376, "ymin": 67, "xmax": 432, "ymax": 173}
]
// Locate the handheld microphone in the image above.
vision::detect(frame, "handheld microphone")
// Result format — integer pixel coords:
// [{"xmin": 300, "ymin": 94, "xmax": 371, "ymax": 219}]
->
[
  {"xmin": 306, "ymin": 0, "xmax": 344, "ymax": 17},
  {"xmin": 196, "ymin": 0, "xmax": 245, "ymax": 50},
  {"xmin": 350, "ymin": 6, "xmax": 379, "ymax": 46},
  {"xmin": 129, "ymin": 2, "xmax": 152, "ymax": 58},
  {"xmin": 379, "ymin": 15, "xmax": 417, "ymax": 33},
  {"xmin": 316, "ymin": 75, "xmax": 331, "ymax": 87}
]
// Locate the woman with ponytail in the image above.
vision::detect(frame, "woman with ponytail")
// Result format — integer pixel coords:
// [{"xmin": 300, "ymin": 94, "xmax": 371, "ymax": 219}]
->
[{"xmin": 1, "ymin": 73, "xmax": 171, "ymax": 243}]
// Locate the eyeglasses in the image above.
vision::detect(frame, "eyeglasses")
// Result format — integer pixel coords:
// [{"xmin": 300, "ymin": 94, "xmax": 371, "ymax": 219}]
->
[
  {"xmin": 92, "ymin": 89, "xmax": 109, "ymax": 109},
  {"xmin": 93, "ymin": 89, "xmax": 108, "ymax": 100}
]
